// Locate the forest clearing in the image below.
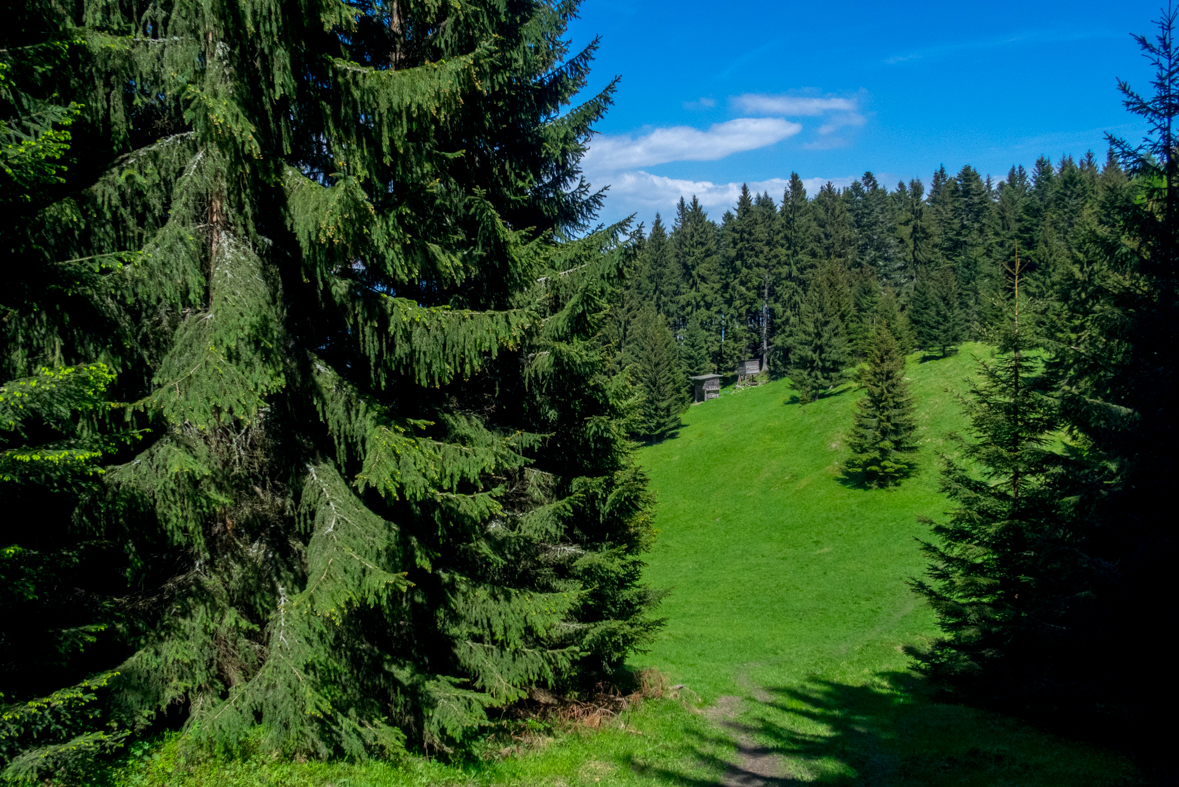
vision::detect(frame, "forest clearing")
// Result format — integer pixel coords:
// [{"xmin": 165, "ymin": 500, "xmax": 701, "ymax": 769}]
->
[{"xmin": 99, "ymin": 351, "xmax": 1140, "ymax": 786}]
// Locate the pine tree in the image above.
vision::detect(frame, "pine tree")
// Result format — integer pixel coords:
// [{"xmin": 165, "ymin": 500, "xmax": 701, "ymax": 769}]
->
[
  {"xmin": 910, "ymin": 265, "xmax": 966, "ymax": 357},
  {"xmin": 630, "ymin": 310, "xmax": 686, "ymax": 441},
  {"xmin": 0, "ymin": 0, "xmax": 660, "ymax": 778},
  {"xmin": 844, "ymin": 324, "xmax": 918, "ymax": 486},
  {"xmin": 913, "ymin": 253, "xmax": 1061, "ymax": 708}
]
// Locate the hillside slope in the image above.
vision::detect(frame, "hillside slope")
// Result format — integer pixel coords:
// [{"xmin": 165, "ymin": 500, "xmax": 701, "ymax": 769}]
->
[
  {"xmin": 624, "ymin": 344, "xmax": 1139, "ymax": 785},
  {"xmin": 104, "ymin": 345, "xmax": 1140, "ymax": 787}
]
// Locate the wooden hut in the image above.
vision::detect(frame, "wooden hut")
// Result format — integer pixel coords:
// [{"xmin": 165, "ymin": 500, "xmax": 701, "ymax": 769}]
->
[
  {"xmin": 690, "ymin": 373, "xmax": 722, "ymax": 403},
  {"xmin": 736, "ymin": 358, "xmax": 761, "ymax": 384}
]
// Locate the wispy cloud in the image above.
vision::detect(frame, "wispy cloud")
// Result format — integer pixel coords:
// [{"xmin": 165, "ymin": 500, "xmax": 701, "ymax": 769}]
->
[
  {"xmin": 885, "ymin": 29, "xmax": 1121, "ymax": 65},
  {"xmin": 601, "ymin": 171, "xmax": 855, "ymax": 214},
  {"xmin": 583, "ymin": 118, "xmax": 801, "ymax": 172},
  {"xmin": 733, "ymin": 95, "xmax": 857, "ymax": 116},
  {"xmin": 683, "ymin": 97, "xmax": 717, "ymax": 110},
  {"xmin": 732, "ymin": 91, "xmax": 867, "ymax": 148}
]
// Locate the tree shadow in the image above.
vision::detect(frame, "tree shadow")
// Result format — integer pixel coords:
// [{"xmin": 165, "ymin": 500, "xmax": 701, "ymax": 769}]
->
[
  {"xmin": 621, "ymin": 672, "xmax": 1143, "ymax": 786},
  {"xmin": 783, "ymin": 383, "xmax": 855, "ymax": 408},
  {"xmin": 834, "ymin": 463, "xmax": 918, "ymax": 491},
  {"xmin": 916, "ymin": 349, "xmax": 959, "ymax": 364}
]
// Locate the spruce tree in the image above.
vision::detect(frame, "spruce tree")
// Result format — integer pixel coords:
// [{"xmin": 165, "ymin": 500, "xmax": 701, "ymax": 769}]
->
[
  {"xmin": 1035, "ymin": 8, "xmax": 1179, "ymax": 725},
  {"xmin": 847, "ymin": 171, "xmax": 902, "ymax": 287},
  {"xmin": 913, "ymin": 254, "xmax": 1061, "ymax": 708},
  {"xmin": 812, "ymin": 182, "xmax": 856, "ymax": 266},
  {"xmin": 786, "ymin": 261, "xmax": 850, "ymax": 404},
  {"xmin": 772, "ymin": 174, "xmax": 817, "ymax": 372},
  {"xmin": 630, "ymin": 310, "xmax": 685, "ymax": 441},
  {"xmin": 910, "ymin": 265, "xmax": 966, "ymax": 357},
  {"xmin": 844, "ymin": 324, "xmax": 918, "ymax": 486},
  {"xmin": 680, "ymin": 314, "xmax": 712, "ymax": 377},
  {"xmin": 875, "ymin": 287, "xmax": 916, "ymax": 355},
  {"xmin": 0, "ymin": 0, "xmax": 660, "ymax": 778},
  {"xmin": 892, "ymin": 178, "xmax": 932, "ymax": 298},
  {"xmin": 634, "ymin": 214, "xmax": 679, "ymax": 320},
  {"xmin": 672, "ymin": 196, "xmax": 722, "ymax": 365}
]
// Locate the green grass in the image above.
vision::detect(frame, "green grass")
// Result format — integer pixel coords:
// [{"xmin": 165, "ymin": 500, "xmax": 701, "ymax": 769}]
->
[{"xmin": 105, "ymin": 345, "xmax": 1141, "ymax": 786}]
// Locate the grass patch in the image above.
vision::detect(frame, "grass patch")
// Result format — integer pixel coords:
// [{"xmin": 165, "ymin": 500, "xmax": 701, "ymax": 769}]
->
[{"xmin": 100, "ymin": 345, "xmax": 1140, "ymax": 786}]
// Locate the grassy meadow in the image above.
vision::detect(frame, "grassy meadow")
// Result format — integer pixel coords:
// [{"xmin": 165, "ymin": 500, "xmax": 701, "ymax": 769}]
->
[{"xmin": 107, "ymin": 345, "xmax": 1141, "ymax": 786}]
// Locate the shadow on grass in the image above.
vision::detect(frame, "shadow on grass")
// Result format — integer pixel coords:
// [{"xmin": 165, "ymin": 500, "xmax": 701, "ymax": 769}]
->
[
  {"xmin": 783, "ymin": 383, "xmax": 855, "ymax": 408},
  {"xmin": 835, "ymin": 463, "xmax": 919, "ymax": 491},
  {"xmin": 916, "ymin": 349, "xmax": 959, "ymax": 364},
  {"xmin": 623, "ymin": 673, "xmax": 1142, "ymax": 786}
]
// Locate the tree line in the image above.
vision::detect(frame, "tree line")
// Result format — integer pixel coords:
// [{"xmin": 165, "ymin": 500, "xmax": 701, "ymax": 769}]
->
[{"xmin": 611, "ymin": 147, "xmax": 1127, "ymax": 438}]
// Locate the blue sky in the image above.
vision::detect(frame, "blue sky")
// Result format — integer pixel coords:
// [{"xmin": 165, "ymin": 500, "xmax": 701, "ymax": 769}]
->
[{"xmin": 565, "ymin": 0, "xmax": 1158, "ymax": 226}]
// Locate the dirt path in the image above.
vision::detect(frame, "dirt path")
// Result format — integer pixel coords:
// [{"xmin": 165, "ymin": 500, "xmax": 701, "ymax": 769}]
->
[{"xmin": 702, "ymin": 680, "xmax": 794, "ymax": 786}]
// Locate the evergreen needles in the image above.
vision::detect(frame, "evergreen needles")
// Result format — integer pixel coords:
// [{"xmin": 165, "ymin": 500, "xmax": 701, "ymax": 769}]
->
[
  {"xmin": 0, "ymin": 0, "xmax": 662, "ymax": 775},
  {"xmin": 844, "ymin": 326, "xmax": 918, "ymax": 486}
]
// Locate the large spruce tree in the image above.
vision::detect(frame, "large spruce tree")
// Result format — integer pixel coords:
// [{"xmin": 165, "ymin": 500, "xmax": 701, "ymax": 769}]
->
[
  {"xmin": 912, "ymin": 256, "xmax": 1062, "ymax": 709},
  {"xmin": 1, "ymin": 0, "xmax": 660, "ymax": 778},
  {"xmin": 1035, "ymin": 8, "xmax": 1179, "ymax": 726}
]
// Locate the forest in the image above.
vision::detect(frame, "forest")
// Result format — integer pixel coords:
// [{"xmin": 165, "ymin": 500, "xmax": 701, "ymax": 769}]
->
[{"xmin": 0, "ymin": 0, "xmax": 1174, "ymax": 784}]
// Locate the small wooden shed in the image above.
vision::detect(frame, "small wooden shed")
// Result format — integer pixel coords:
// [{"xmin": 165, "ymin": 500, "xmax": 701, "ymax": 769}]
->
[
  {"xmin": 736, "ymin": 358, "xmax": 761, "ymax": 377},
  {"xmin": 690, "ymin": 373, "xmax": 722, "ymax": 403}
]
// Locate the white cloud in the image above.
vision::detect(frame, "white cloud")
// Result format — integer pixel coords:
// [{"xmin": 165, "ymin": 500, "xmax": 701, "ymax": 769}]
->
[
  {"xmin": 683, "ymin": 97, "xmax": 716, "ymax": 110},
  {"xmin": 601, "ymin": 171, "xmax": 855, "ymax": 215},
  {"xmin": 583, "ymin": 118, "xmax": 801, "ymax": 172},
  {"xmin": 730, "ymin": 92, "xmax": 868, "ymax": 147},
  {"xmin": 732, "ymin": 95, "xmax": 857, "ymax": 116}
]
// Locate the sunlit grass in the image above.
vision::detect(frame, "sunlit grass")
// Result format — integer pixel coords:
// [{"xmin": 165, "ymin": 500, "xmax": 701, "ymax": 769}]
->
[{"xmin": 105, "ymin": 345, "xmax": 1140, "ymax": 786}]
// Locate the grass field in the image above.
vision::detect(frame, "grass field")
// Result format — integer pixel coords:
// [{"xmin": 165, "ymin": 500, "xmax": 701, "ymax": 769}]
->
[{"xmin": 109, "ymin": 345, "xmax": 1141, "ymax": 786}]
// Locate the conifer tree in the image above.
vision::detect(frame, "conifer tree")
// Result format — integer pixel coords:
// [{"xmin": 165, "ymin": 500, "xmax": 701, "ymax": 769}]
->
[
  {"xmin": 913, "ymin": 253, "xmax": 1061, "ymax": 707},
  {"xmin": 847, "ymin": 172, "xmax": 902, "ymax": 287},
  {"xmin": 672, "ymin": 196, "xmax": 722, "ymax": 363},
  {"xmin": 849, "ymin": 269, "xmax": 881, "ymax": 360},
  {"xmin": 1035, "ymin": 8, "xmax": 1179, "ymax": 723},
  {"xmin": 0, "ymin": 0, "xmax": 660, "ymax": 777},
  {"xmin": 893, "ymin": 178, "xmax": 933, "ymax": 297},
  {"xmin": 635, "ymin": 214, "xmax": 679, "ymax": 320},
  {"xmin": 679, "ymin": 314, "xmax": 712, "ymax": 377},
  {"xmin": 787, "ymin": 261, "xmax": 850, "ymax": 404},
  {"xmin": 910, "ymin": 266, "xmax": 967, "ymax": 357},
  {"xmin": 875, "ymin": 287, "xmax": 916, "ymax": 355},
  {"xmin": 772, "ymin": 174, "xmax": 816, "ymax": 371},
  {"xmin": 812, "ymin": 182, "xmax": 856, "ymax": 266},
  {"xmin": 844, "ymin": 324, "xmax": 918, "ymax": 486},
  {"xmin": 630, "ymin": 310, "xmax": 685, "ymax": 441}
]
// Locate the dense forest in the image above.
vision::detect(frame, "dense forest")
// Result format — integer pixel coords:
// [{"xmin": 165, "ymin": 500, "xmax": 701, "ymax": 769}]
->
[
  {"xmin": 1, "ymin": 0, "xmax": 1175, "ymax": 782},
  {"xmin": 610, "ymin": 151, "xmax": 1129, "ymax": 436}
]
